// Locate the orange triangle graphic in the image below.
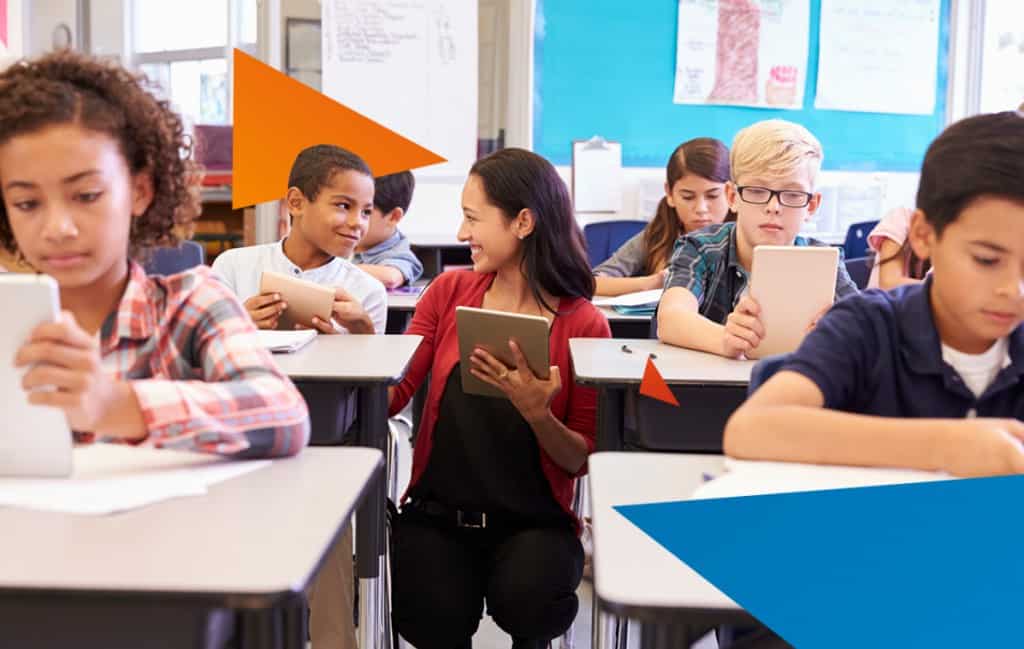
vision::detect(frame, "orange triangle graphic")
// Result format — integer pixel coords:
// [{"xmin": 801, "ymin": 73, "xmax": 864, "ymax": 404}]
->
[
  {"xmin": 231, "ymin": 49, "xmax": 447, "ymax": 209},
  {"xmin": 639, "ymin": 357, "xmax": 680, "ymax": 407}
]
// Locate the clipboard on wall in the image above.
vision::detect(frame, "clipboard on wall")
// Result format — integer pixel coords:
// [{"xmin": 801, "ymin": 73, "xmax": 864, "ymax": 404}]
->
[{"xmin": 571, "ymin": 136, "xmax": 623, "ymax": 213}]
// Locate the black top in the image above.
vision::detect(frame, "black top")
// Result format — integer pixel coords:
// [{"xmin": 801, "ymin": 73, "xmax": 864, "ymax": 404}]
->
[{"xmin": 411, "ymin": 364, "xmax": 569, "ymax": 526}]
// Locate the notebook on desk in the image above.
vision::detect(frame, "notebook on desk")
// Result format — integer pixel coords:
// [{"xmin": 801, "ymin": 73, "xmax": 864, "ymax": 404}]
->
[
  {"xmin": 593, "ymin": 289, "xmax": 663, "ymax": 315},
  {"xmin": 256, "ymin": 329, "xmax": 318, "ymax": 353}
]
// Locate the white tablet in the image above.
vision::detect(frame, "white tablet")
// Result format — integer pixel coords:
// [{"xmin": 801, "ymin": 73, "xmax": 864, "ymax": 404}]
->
[
  {"xmin": 0, "ymin": 274, "xmax": 74, "ymax": 477},
  {"xmin": 748, "ymin": 245, "xmax": 838, "ymax": 359},
  {"xmin": 455, "ymin": 306, "xmax": 550, "ymax": 399}
]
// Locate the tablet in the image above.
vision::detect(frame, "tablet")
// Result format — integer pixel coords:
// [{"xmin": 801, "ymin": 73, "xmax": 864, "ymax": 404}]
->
[
  {"xmin": 455, "ymin": 306, "xmax": 551, "ymax": 399},
  {"xmin": 259, "ymin": 270, "xmax": 336, "ymax": 331},
  {"xmin": 0, "ymin": 274, "xmax": 73, "ymax": 477},
  {"xmin": 748, "ymin": 245, "xmax": 838, "ymax": 359}
]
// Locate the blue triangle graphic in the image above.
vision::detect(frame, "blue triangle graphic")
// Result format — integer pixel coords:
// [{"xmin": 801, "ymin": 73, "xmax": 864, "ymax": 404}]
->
[{"xmin": 616, "ymin": 475, "xmax": 1024, "ymax": 649}]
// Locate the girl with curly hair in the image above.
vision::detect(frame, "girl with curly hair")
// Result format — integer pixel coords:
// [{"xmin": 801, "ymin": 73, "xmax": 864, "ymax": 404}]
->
[{"xmin": 0, "ymin": 50, "xmax": 309, "ymax": 457}]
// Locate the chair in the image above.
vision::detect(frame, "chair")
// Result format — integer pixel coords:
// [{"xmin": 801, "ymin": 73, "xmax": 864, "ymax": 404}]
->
[
  {"xmin": 748, "ymin": 353, "xmax": 792, "ymax": 395},
  {"xmin": 842, "ymin": 220, "xmax": 879, "ymax": 260},
  {"xmin": 143, "ymin": 240, "xmax": 206, "ymax": 276},
  {"xmin": 583, "ymin": 220, "xmax": 646, "ymax": 268},
  {"xmin": 844, "ymin": 255, "xmax": 872, "ymax": 291}
]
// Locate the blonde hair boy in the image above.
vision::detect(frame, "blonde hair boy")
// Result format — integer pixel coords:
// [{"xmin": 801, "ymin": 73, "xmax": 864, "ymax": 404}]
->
[{"xmin": 656, "ymin": 119, "xmax": 858, "ymax": 358}]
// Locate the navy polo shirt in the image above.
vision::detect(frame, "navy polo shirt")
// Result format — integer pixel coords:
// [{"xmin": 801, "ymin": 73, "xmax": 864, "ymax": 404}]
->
[{"xmin": 782, "ymin": 278, "xmax": 1024, "ymax": 418}]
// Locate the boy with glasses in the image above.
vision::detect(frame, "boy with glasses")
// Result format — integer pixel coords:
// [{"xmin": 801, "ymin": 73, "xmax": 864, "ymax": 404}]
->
[{"xmin": 657, "ymin": 119, "xmax": 858, "ymax": 358}]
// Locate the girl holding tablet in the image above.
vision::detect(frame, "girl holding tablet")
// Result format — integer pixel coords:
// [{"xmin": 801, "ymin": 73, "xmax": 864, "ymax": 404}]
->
[
  {"xmin": 388, "ymin": 148, "xmax": 611, "ymax": 649},
  {"xmin": 594, "ymin": 137, "xmax": 732, "ymax": 296}
]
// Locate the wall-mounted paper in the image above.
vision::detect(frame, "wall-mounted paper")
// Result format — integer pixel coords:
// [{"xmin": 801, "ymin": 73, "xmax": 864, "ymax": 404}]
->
[
  {"xmin": 572, "ymin": 138, "xmax": 623, "ymax": 213},
  {"xmin": 673, "ymin": 0, "xmax": 811, "ymax": 110},
  {"xmin": 322, "ymin": 0, "xmax": 478, "ymax": 177},
  {"xmin": 814, "ymin": 0, "xmax": 941, "ymax": 115}
]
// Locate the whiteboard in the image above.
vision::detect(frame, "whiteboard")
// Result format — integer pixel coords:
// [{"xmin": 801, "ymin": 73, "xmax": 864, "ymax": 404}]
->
[{"xmin": 321, "ymin": 0, "xmax": 478, "ymax": 178}]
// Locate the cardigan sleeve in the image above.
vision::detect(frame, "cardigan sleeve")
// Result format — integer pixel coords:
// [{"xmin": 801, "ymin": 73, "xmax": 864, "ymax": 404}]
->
[
  {"xmin": 562, "ymin": 306, "xmax": 612, "ymax": 476},
  {"xmin": 388, "ymin": 272, "xmax": 454, "ymax": 415}
]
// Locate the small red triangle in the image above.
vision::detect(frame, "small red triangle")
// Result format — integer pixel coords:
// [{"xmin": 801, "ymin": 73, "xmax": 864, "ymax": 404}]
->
[{"xmin": 639, "ymin": 357, "xmax": 680, "ymax": 407}]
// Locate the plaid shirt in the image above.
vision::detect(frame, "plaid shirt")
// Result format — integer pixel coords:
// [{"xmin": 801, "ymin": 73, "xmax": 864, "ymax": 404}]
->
[
  {"xmin": 83, "ymin": 262, "xmax": 310, "ymax": 457},
  {"xmin": 663, "ymin": 222, "xmax": 859, "ymax": 325}
]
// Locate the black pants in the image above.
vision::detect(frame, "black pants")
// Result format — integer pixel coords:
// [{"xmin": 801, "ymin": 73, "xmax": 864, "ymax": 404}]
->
[{"xmin": 391, "ymin": 508, "xmax": 583, "ymax": 649}]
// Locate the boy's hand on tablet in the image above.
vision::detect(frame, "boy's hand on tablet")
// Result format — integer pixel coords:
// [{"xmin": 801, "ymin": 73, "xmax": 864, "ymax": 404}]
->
[
  {"xmin": 469, "ymin": 339, "xmax": 561, "ymax": 424},
  {"xmin": 723, "ymin": 295, "xmax": 765, "ymax": 358},
  {"xmin": 329, "ymin": 287, "xmax": 374, "ymax": 334},
  {"xmin": 942, "ymin": 419, "xmax": 1024, "ymax": 477},
  {"xmin": 245, "ymin": 293, "xmax": 286, "ymax": 330},
  {"xmin": 806, "ymin": 304, "xmax": 831, "ymax": 334},
  {"xmin": 15, "ymin": 311, "xmax": 143, "ymax": 438}
]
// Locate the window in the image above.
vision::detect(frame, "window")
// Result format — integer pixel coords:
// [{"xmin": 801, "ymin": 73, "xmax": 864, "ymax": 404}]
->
[
  {"xmin": 131, "ymin": 0, "xmax": 257, "ymax": 127},
  {"xmin": 979, "ymin": 0, "xmax": 1024, "ymax": 113}
]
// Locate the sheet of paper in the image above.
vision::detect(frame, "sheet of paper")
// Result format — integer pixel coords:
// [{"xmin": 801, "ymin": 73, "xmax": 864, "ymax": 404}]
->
[
  {"xmin": 814, "ymin": 0, "xmax": 941, "ymax": 115},
  {"xmin": 593, "ymin": 289, "xmax": 664, "ymax": 308},
  {"xmin": 692, "ymin": 458, "xmax": 949, "ymax": 500},
  {"xmin": 673, "ymin": 0, "xmax": 811, "ymax": 110},
  {"xmin": 0, "ymin": 446, "xmax": 271, "ymax": 515},
  {"xmin": 572, "ymin": 140, "xmax": 623, "ymax": 213},
  {"xmin": 256, "ymin": 329, "xmax": 318, "ymax": 353}
]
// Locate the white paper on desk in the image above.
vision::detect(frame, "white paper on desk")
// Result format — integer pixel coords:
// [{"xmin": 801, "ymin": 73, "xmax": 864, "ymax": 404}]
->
[
  {"xmin": 691, "ymin": 458, "xmax": 950, "ymax": 500},
  {"xmin": 592, "ymin": 289, "xmax": 663, "ymax": 308},
  {"xmin": 257, "ymin": 329, "xmax": 317, "ymax": 353},
  {"xmin": 0, "ymin": 445, "xmax": 270, "ymax": 515}
]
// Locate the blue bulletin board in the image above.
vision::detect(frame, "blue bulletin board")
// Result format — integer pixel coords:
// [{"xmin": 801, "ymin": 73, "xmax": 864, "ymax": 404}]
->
[{"xmin": 533, "ymin": 0, "xmax": 950, "ymax": 172}]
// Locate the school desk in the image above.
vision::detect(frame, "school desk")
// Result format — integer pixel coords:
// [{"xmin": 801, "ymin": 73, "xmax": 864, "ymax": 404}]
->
[
  {"xmin": 274, "ymin": 334, "xmax": 422, "ymax": 649},
  {"xmin": 589, "ymin": 452, "xmax": 754, "ymax": 649},
  {"xmin": 569, "ymin": 338, "xmax": 755, "ymax": 452},
  {"xmin": 0, "ymin": 446, "xmax": 383, "ymax": 649}
]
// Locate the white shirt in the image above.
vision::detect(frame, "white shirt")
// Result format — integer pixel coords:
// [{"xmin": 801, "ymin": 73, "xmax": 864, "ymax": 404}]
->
[
  {"xmin": 941, "ymin": 337, "xmax": 1011, "ymax": 400},
  {"xmin": 211, "ymin": 240, "xmax": 388, "ymax": 334}
]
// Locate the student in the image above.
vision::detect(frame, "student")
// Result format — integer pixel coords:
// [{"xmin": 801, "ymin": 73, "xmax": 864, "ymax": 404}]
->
[
  {"xmin": 594, "ymin": 137, "xmax": 732, "ymax": 297},
  {"xmin": 212, "ymin": 145, "xmax": 387, "ymax": 334},
  {"xmin": 352, "ymin": 170, "xmax": 424, "ymax": 288},
  {"xmin": 866, "ymin": 206, "xmax": 930, "ymax": 289},
  {"xmin": 212, "ymin": 144, "xmax": 389, "ymax": 649},
  {"xmin": 0, "ymin": 50, "xmax": 309, "ymax": 456},
  {"xmin": 725, "ymin": 111, "xmax": 1024, "ymax": 477},
  {"xmin": 388, "ymin": 148, "xmax": 611, "ymax": 649},
  {"xmin": 657, "ymin": 119, "xmax": 859, "ymax": 358}
]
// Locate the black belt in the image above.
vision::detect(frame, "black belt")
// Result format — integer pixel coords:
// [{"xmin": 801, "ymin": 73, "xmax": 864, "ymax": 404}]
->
[{"xmin": 405, "ymin": 498, "xmax": 494, "ymax": 529}]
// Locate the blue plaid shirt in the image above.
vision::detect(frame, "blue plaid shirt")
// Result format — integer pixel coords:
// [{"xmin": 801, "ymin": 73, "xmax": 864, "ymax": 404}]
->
[{"xmin": 662, "ymin": 222, "xmax": 859, "ymax": 325}]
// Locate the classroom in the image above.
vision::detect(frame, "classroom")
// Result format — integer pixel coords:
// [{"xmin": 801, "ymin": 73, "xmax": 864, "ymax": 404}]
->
[{"xmin": 0, "ymin": 1, "xmax": 1023, "ymax": 648}]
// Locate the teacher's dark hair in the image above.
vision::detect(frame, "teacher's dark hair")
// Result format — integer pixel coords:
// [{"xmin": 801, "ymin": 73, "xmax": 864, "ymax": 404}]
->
[{"xmin": 470, "ymin": 148, "xmax": 595, "ymax": 313}]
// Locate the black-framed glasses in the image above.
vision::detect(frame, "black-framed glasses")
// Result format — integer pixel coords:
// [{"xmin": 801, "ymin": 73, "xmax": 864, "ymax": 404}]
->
[{"xmin": 736, "ymin": 186, "xmax": 813, "ymax": 208}]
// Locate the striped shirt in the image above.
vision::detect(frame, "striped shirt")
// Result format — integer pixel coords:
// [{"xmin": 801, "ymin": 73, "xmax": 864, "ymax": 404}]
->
[
  {"xmin": 662, "ymin": 222, "xmax": 859, "ymax": 325},
  {"xmin": 84, "ymin": 261, "xmax": 310, "ymax": 457}
]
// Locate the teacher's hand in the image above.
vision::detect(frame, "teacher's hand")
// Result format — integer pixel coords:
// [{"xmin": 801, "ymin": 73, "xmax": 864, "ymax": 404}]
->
[{"xmin": 469, "ymin": 339, "xmax": 561, "ymax": 424}]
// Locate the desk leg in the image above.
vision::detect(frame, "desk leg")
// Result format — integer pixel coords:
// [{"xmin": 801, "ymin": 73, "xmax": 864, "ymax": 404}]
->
[
  {"xmin": 638, "ymin": 623, "xmax": 708, "ymax": 649},
  {"xmin": 596, "ymin": 387, "xmax": 625, "ymax": 452},
  {"xmin": 356, "ymin": 385, "xmax": 389, "ymax": 649}
]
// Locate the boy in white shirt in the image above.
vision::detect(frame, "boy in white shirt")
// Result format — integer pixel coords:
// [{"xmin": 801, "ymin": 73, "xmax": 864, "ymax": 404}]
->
[{"xmin": 213, "ymin": 144, "xmax": 387, "ymax": 334}]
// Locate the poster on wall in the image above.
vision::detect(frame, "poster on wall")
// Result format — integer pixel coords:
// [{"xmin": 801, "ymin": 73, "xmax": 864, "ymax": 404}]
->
[
  {"xmin": 673, "ymin": 0, "xmax": 811, "ymax": 110},
  {"xmin": 814, "ymin": 0, "xmax": 940, "ymax": 115}
]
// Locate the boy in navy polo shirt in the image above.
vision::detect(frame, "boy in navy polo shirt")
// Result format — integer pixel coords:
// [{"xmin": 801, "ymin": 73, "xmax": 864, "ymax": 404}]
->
[{"xmin": 725, "ymin": 111, "xmax": 1024, "ymax": 477}]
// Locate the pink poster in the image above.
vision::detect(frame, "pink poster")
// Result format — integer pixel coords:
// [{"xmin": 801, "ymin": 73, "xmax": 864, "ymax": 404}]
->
[{"xmin": 0, "ymin": 0, "xmax": 8, "ymax": 49}]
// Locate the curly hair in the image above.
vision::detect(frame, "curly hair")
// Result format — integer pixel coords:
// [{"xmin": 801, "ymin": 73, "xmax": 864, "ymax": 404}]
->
[{"xmin": 0, "ymin": 50, "xmax": 191, "ymax": 259}]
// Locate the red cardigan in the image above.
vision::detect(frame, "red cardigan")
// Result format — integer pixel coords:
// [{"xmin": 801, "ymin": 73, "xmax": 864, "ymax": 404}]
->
[{"xmin": 389, "ymin": 271, "xmax": 612, "ymax": 522}]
